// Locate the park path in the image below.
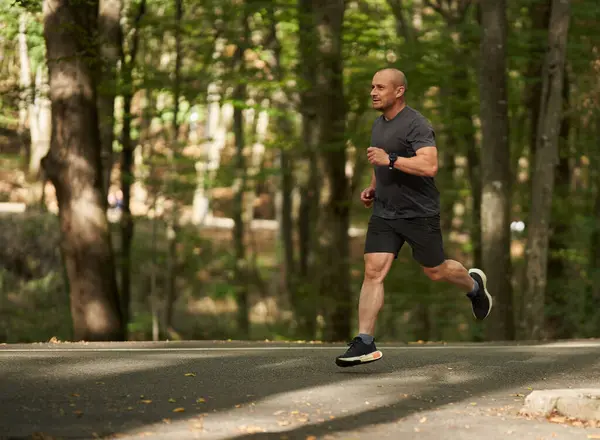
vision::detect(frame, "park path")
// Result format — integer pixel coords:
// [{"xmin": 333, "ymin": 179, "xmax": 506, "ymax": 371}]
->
[{"xmin": 1, "ymin": 340, "xmax": 600, "ymax": 439}]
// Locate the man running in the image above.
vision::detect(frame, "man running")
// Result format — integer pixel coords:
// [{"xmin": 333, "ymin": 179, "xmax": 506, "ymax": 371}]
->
[{"xmin": 335, "ymin": 68, "xmax": 492, "ymax": 367}]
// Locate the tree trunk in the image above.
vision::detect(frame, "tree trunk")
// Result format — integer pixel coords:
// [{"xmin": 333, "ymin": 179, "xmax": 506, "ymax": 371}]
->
[
  {"xmin": 478, "ymin": 0, "xmax": 514, "ymax": 340},
  {"xmin": 267, "ymin": 1, "xmax": 296, "ymax": 297},
  {"xmin": 295, "ymin": 0, "xmax": 321, "ymax": 339},
  {"xmin": 42, "ymin": 0, "xmax": 124, "ymax": 341},
  {"xmin": 589, "ymin": 123, "xmax": 600, "ymax": 334},
  {"xmin": 315, "ymin": 0, "xmax": 351, "ymax": 342},
  {"xmin": 165, "ymin": 0, "xmax": 184, "ymax": 335},
  {"xmin": 232, "ymin": 5, "xmax": 251, "ymax": 337},
  {"xmin": 244, "ymin": 101, "xmax": 269, "ymax": 223},
  {"xmin": 97, "ymin": 0, "xmax": 123, "ymax": 202},
  {"xmin": 524, "ymin": 0, "xmax": 551, "ymax": 163},
  {"xmin": 29, "ymin": 65, "xmax": 52, "ymax": 184},
  {"xmin": 119, "ymin": 0, "xmax": 145, "ymax": 332},
  {"xmin": 523, "ymin": 0, "xmax": 571, "ymax": 340},
  {"xmin": 545, "ymin": 70, "xmax": 571, "ymax": 339},
  {"xmin": 18, "ymin": 13, "xmax": 32, "ymax": 164}
]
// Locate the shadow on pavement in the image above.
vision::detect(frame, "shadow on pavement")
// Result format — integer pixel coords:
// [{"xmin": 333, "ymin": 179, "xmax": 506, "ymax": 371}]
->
[{"xmin": 0, "ymin": 342, "xmax": 599, "ymax": 439}]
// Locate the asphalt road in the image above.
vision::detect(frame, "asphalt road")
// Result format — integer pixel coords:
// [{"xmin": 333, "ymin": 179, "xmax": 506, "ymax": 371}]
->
[{"xmin": 1, "ymin": 340, "xmax": 600, "ymax": 440}]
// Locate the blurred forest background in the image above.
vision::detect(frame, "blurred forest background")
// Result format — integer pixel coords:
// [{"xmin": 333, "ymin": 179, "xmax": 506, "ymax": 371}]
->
[{"xmin": 0, "ymin": 0, "xmax": 598, "ymax": 344}]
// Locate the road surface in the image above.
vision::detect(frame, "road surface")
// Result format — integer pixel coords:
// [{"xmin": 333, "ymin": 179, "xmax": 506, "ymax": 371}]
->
[{"xmin": 1, "ymin": 340, "xmax": 600, "ymax": 439}]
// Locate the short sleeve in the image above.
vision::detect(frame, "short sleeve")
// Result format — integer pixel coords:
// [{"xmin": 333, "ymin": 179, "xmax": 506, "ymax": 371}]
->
[{"xmin": 407, "ymin": 117, "xmax": 436, "ymax": 151}]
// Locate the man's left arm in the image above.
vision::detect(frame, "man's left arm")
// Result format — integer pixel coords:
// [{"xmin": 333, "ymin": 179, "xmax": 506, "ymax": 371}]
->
[
  {"xmin": 393, "ymin": 147, "xmax": 438, "ymax": 177},
  {"xmin": 394, "ymin": 117, "xmax": 438, "ymax": 177}
]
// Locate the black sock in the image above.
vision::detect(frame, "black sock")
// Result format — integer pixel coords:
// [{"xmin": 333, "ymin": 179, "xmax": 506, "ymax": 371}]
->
[{"xmin": 358, "ymin": 333, "xmax": 374, "ymax": 344}]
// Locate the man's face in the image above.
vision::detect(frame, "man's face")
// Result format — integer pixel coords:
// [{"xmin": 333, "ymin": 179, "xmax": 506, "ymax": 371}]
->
[{"xmin": 370, "ymin": 72, "xmax": 403, "ymax": 111}]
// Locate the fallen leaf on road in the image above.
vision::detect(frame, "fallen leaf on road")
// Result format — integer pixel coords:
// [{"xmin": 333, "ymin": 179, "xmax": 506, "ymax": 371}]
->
[
  {"xmin": 168, "ymin": 398, "xmax": 177, "ymax": 403},
  {"xmin": 196, "ymin": 398, "xmax": 206, "ymax": 403},
  {"xmin": 140, "ymin": 400, "xmax": 152, "ymax": 404},
  {"xmin": 273, "ymin": 410, "xmax": 285, "ymax": 416},
  {"xmin": 587, "ymin": 435, "xmax": 600, "ymax": 439},
  {"xmin": 173, "ymin": 407, "xmax": 185, "ymax": 413},
  {"xmin": 71, "ymin": 393, "xmax": 80, "ymax": 397},
  {"xmin": 277, "ymin": 420, "xmax": 290, "ymax": 426},
  {"xmin": 185, "ymin": 373, "xmax": 196, "ymax": 377},
  {"xmin": 306, "ymin": 436, "xmax": 317, "ymax": 440},
  {"xmin": 419, "ymin": 417, "xmax": 427, "ymax": 423},
  {"xmin": 73, "ymin": 410, "xmax": 83, "ymax": 418},
  {"xmin": 239, "ymin": 426, "xmax": 265, "ymax": 433}
]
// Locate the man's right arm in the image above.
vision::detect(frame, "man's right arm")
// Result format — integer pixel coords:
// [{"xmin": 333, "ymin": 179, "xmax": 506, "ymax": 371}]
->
[{"xmin": 369, "ymin": 170, "xmax": 376, "ymax": 189}]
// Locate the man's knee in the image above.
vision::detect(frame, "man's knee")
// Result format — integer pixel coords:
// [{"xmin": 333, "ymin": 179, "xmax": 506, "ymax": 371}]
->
[
  {"xmin": 364, "ymin": 253, "xmax": 394, "ymax": 283},
  {"xmin": 422, "ymin": 261, "xmax": 447, "ymax": 282}
]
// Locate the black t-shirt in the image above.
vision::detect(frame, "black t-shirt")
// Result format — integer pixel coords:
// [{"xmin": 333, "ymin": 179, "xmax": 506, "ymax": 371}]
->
[{"xmin": 370, "ymin": 106, "xmax": 440, "ymax": 219}]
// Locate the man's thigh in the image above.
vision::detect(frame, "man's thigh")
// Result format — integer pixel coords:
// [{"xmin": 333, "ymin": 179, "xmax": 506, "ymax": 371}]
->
[
  {"xmin": 364, "ymin": 215, "xmax": 405, "ymax": 258},
  {"xmin": 397, "ymin": 215, "xmax": 446, "ymax": 268}
]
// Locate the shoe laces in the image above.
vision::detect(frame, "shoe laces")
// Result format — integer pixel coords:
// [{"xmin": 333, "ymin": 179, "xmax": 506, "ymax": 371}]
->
[{"xmin": 347, "ymin": 336, "xmax": 362, "ymax": 347}]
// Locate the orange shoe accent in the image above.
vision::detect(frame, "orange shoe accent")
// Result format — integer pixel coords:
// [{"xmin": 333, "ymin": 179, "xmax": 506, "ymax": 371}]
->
[{"xmin": 372, "ymin": 351, "xmax": 382, "ymax": 359}]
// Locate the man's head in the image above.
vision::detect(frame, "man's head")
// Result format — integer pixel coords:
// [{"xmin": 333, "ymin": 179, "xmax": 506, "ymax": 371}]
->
[{"xmin": 370, "ymin": 68, "xmax": 407, "ymax": 112}]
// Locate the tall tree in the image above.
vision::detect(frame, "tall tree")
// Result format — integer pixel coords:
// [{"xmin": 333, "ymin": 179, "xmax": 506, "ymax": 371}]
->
[
  {"xmin": 523, "ymin": 0, "xmax": 571, "ymax": 340},
  {"xmin": 42, "ymin": 0, "xmax": 124, "ymax": 341},
  {"xmin": 295, "ymin": 0, "xmax": 321, "ymax": 338},
  {"xmin": 97, "ymin": 0, "xmax": 123, "ymax": 200},
  {"xmin": 266, "ymin": 0, "xmax": 295, "ymax": 299},
  {"xmin": 314, "ymin": 0, "xmax": 350, "ymax": 342},
  {"xmin": 231, "ymin": 1, "xmax": 251, "ymax": 336},
  {"xmin": 119, "ymin": 0, "xmax": 146, "ymax": 333},
  {"xmin": 165, "ymin": 0, "xmax": 183, "ymax": 334},
  {"xmin": 478, "ymin": 0, "xmax": 514, "ymax": 340}
]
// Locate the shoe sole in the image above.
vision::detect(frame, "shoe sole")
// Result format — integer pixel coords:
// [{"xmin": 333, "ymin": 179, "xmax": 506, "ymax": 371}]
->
[
  {"xmin": 468, "ymin": 268, "xmax": 493, "ymax": 320},
  {"xmin": 335, "ymin": 350, "xmax": 383, "ymax": 367}
]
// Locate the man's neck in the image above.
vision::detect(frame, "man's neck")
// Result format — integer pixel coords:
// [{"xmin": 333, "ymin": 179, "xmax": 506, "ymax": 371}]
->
[{"xmin": 383, "ymin": 102, "xmax": 406, "ymax": 121}]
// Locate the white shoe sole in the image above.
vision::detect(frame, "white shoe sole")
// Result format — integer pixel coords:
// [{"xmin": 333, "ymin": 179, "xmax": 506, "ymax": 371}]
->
[
  {"xmin": 335, "ymin": 350, "xmax": 383, "ymax": 367},
  {"xmin": 468, "ymin": 268, "xmax": 493, "ymax": 319}
]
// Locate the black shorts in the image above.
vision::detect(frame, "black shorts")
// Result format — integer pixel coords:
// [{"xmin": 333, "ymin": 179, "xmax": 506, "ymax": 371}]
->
[{"xmin": 364, "ymin": 214, "xmax": 446, "ymax": 268}]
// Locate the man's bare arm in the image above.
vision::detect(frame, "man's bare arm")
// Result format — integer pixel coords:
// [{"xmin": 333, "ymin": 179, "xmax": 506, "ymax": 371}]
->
[{"xmin": 393, "ymin": 146, "xmax": 438, "ymax": 177}]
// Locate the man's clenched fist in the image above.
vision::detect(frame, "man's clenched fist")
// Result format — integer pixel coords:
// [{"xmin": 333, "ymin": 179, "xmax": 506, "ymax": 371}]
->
[
  {"xmin": 367, "ymin": 147, "xmax": 389, "ymax": 167},
  {"xmin": 360, "ymin": 187, "xmax": 375, "ymax": 208}
]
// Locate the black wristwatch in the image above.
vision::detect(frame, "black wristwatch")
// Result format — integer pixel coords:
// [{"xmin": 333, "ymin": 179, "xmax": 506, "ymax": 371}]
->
[{"xmin": 388, "ymin": 152, "xmax": 398, "ymax": 170}]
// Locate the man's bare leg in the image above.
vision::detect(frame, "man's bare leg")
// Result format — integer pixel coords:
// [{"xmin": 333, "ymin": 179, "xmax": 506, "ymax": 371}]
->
[
  {"xmin": 358, "ymin": 252, "xmax": 395, "ymax": 336},
  {"xmin": 335, "ymin": 252, "xmax": 394, "ymax": 367},
  {"xmin": 421, "ymin": 259, "xmax": 474, "ymax": 291},
  {"xmin": 422, "ymin": 259, "xmax": 493, "ymax": 320}
]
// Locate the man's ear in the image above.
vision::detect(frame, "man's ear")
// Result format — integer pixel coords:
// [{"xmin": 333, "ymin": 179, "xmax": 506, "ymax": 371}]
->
[{"xmin": 396, "ymin": 86, "xmax": 405, "ymax": 98}]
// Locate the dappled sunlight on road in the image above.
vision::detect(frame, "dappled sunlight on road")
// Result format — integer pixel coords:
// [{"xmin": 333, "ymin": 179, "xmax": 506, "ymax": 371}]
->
[
  {"xmin": 2, "ymin": 342, "xmax": 600, "ymax": 439},
  {"xmin": 118, "ymin": 363, "xmax": 488, "ymax": 439}
]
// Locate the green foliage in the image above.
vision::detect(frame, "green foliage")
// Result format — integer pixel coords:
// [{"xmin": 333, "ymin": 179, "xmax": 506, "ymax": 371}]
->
[
  {"xmin": 0, "ymin": 213, "xmax": 70, "ymax": 343},
  {"xmin": 1, "ymin": 0, "xmax": 599, "ymax": 343}
]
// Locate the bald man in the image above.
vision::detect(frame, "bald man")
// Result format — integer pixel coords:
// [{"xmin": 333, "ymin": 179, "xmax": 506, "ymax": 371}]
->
[{"xmin": 335, "ymin": 68, "xmax": 493, "ymax": 367}]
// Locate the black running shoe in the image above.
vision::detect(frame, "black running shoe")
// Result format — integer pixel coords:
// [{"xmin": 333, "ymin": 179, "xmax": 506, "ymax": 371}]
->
[
  {"xmin": 335, "ymin": 336, "xmax": 383, "ymax": 367},
  {"xmin": 467, "ymin": 268, "xmax": 493, "ymax": 320}
]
